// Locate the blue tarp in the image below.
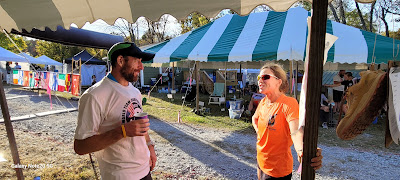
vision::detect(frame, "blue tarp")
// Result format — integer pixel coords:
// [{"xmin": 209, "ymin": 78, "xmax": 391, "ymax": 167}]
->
[{"xmin": 65, "ymin": 50, "xmax": 106, "ymax": 65}]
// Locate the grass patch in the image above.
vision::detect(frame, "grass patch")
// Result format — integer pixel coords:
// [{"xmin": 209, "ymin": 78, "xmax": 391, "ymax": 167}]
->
[{"xmin": 143, "ymin": 91, "xmax": 253, "ymax": 133}]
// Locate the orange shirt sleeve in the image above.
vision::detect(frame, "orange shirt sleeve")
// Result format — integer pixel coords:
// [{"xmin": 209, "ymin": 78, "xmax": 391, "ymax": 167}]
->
[{"xmin": 282, "ymin": 97, "xmax": 299, "ymax": 122}]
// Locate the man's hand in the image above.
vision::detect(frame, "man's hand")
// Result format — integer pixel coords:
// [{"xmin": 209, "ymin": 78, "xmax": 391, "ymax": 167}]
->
[
  {"xmin": 125, "ymin": 118, "xmax": 150, "ymax": 136},
  {"xmin": 148, "ymin": 145, "xmax": 157, "ymax": 171}
]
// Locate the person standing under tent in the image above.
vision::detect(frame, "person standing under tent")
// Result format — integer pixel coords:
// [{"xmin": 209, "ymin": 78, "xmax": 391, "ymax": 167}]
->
[
  {"xmin": 74, "ymin": 42, "xmax": 157, "ymax": 180},
  {"xmin": 14, "ymin": 62, "xmax": 21, "ymax": 69},
  {"xmin": 252, "ymin": 62, "xmax": 322, "ymax": 180},
  {"xmin": 6, "ymin": 62, "xmax": 12, "ymax": 84},
  {"xmin": 331, "ymin": 70, "xmax": 345, "ymax": 113}
]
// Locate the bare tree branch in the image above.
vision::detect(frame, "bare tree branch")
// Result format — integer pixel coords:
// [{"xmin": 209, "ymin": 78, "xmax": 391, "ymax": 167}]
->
[
  {"xmin": 329, "ymin": 3, "xmax": 340, "ymax": 22},
  {"xmin": 355, "ymin": 1, "xmax": 367, "ymax": 31}
]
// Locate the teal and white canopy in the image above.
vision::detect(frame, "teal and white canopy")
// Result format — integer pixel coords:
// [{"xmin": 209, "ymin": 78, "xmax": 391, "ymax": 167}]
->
[{"xmin": 144, "ymin": 7, "xmax": 400, "ymax": 64}]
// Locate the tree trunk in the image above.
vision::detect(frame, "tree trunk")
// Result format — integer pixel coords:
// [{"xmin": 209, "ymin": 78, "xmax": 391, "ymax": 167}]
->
[
  {"xmin": 381, "ymin": 8, "xmax": 390, "ymax": 37},
  {"xmin": 329, "ymin": 3, "xmax": 340, "ymax": 22},
  {"xmin": 355, "ymin": 1, "xmax": 367, "ymax": 31},
  {"xmin": 339, "ymin": 0, "xmax": 347, "ymax": 24},
  {"xmin": 369, "ymin": 1, "xmax": 376, "ymax": 32}
]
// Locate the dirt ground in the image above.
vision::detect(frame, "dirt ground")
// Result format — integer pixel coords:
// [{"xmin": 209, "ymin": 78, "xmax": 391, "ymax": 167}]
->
[{"xmin": 1, "ymin": 85, "xmax": 400, "ymax": 180}]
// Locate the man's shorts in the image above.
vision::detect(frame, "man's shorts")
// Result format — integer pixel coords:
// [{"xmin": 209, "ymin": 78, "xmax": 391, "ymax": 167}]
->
[{"xmin": 333, "ymin": 89, "xmax": 344, "ymax": 102}]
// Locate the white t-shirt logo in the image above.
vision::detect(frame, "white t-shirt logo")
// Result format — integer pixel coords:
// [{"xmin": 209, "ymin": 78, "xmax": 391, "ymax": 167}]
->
[{"xmin": 122, "ymin": 98, "xmax": 142, "ymax": 123}]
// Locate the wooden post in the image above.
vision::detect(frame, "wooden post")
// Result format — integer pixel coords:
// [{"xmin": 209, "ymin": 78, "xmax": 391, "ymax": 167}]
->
[
  {"xmin": 195, "ymin": 61, "xmax": 200, "ymax": 113},
  {"xmin": 71, "ymin": 59, "xmax": 74, "ymax": 93},
  {"xmin": 79, "ymin": 59, "xmax": 82, "ymax": 96},
  {"xmin": 385, "ymin": 60, "xmax": 394, "ymax": 147},
  {"xmin": 301, "ymin": 0, "xmax": 328, "ymax": 179},
  {"xmin": 0, "ymin": 76, "xmax": 24, "ymax": 180},
  {"xmin": 172, "ymin": 62, "xmax": 175, "ymax": 91}
]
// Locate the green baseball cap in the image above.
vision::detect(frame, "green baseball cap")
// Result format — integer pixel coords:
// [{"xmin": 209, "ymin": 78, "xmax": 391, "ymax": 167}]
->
[{"xmin": 108, "ymin": 42, "xmax": 155, "ymax": 62}]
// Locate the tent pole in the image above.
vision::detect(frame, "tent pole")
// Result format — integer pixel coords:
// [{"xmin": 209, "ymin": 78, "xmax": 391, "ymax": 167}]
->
[
  {"xmin": 195, "ymin": 61, "xmax": 199, "ymax": 113},
  {"xmin": 0, "ymin": 76, "xmax": 24, "ymax": 180},
  {"xmin": 79, "ymin": 58, "xmax": 82, "ymax": 96},
  {"xmin": 289, "ymin": 61, "xmax": 293, "ymax": 96},
  {"xmin": 239, "ymin": 63, "xmax": 242, "ymax": 98},
  {"xmin": 71, "ymin": 59, "xmax": 74, "ymax": 93},
  {"xmin": 301, "ymin": 0, "xmax": 328, "ymax": 179},
  {"xmin": 172, "ymin": 62, "xmax": 175, "ymax": 92},
  {"xmin": 225, "ymin": 62, "xmax": 227, "ymax": 106},
  {"xmin": 294, "ymin": 61, "xmax": 299, "ymax": 99}
]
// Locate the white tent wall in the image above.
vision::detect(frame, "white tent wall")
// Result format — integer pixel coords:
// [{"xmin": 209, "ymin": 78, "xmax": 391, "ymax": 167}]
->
[
  {"xmin": 80, "ymin": 64, "xmax": 107, "ymax": 86},
  {"xmin": 63, "ymin": 63, "xmax": 106, "ymax": 86}
]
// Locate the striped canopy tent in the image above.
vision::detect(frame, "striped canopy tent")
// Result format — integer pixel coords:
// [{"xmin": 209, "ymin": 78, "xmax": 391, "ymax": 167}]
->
[
  {"xmin": 144, "ymin": 7, "xmax": 400, "ymax": 65},
  {"xmin": 0, "ymin": 1, "xmax": 380, "ymax": 179}
]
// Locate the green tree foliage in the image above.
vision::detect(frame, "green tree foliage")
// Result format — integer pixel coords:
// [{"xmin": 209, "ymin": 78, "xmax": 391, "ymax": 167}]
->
[
  {"xmin": 35, "ymin": 41, "xmax": 81, "ymax": 62},
  {"xmin": 0, "ymin": 33, "xmax": 27, "ymax": 53},
  {"xmin": 381, "ymin": 29, "xmax": 400, "ymax": 40},
  {"xmin": 181, "ymin": 13, "xmax": 210, "ymax": 34},
  {"xmin": 346, "ymin": 9, "xmax": 376, "ymax": 32},
  {"xmin": 86, "ymin": 48, "xmax": 108, "ymax": 60},
  {"xmin": 25, "ymin": 40, "xmax": 38, "ymax": 57}
]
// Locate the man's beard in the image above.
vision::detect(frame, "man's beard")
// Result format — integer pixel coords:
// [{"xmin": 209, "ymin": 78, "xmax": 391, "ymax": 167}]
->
[{"xmin": 121, "ymin": 65, "xmax": 138, "ymax": 82}]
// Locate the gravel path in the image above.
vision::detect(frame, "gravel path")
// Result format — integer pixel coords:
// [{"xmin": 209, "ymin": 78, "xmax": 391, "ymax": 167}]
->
[{"xmin": 1, "ymin": 86, "xmax": 400, "ymax": 179}]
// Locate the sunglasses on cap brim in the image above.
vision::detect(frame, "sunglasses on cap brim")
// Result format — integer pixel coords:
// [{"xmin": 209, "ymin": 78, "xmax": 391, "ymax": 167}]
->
[{"xmin": 257, "ymin": 74, "xmax": 279, "ymax": 81}]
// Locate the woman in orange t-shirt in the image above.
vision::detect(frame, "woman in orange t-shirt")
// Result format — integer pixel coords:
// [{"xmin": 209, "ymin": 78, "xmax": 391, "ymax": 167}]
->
[{"xmin": 252, "ymin": 62, "xmax": 322, "ymax": 179}]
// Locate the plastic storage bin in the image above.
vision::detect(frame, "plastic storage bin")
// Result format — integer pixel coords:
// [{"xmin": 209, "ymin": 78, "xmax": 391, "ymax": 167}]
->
[
  {"xmin": 229, "ymin": 100, "xmax": 243, "ymax": 110},
  {"xmin": 229, "ymin": 108, "xmax": 242, "ymax": 119}
]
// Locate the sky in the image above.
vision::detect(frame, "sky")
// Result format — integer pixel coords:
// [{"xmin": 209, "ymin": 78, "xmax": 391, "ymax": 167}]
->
[{"xmin": 78, "ymin": 4, "xmax": 399, "ymax": 40}]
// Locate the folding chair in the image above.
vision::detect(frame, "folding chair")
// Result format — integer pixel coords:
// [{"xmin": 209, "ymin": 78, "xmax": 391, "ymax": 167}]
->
[{"xmin": 208, "ymin": 83, "xmax": 225, "ymax": 106}]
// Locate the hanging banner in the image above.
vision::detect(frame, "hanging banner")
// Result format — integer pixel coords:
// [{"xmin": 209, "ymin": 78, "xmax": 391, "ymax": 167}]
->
[
  {"xmin": 13, "ymin": 70, "xmax": 19, "ymax": 84},
  {"xmin": 51, "ymin": 72, "xmax": 59, "ymax": 91},
  {"xmin": 65, "ymin": 74, "xmax": 71, "ymax": 92},
  {"xmin": 29, "ymin": 72, "xmax": 35, "ymax": 88},
  {"xmin": 71, "ymin": 74, "xmax": 80, "ymax": 96},
  {"xmin": 58, "ymin": 74, "xmax": 66, "ymax": 92},
  {"xmin": 18, "ymin": 70, "xmax": 23, "ymax": 85},
  {"xmin": 389, "ymin": 67, "xmax": 400, "ymax": 144},
  {"xmin": 22, "ymin": 71, "xmax": 29, "ymax": 87}
]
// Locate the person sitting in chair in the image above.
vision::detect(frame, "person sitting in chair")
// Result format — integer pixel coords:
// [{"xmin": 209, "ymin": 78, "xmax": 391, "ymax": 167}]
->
[
  {"xmin": 247, "ymin": 91, "xmax": 266, "ymax": 115},
  {"xmin": 320, "ymin": 88, "xmax": 330, "ymax": 129}
]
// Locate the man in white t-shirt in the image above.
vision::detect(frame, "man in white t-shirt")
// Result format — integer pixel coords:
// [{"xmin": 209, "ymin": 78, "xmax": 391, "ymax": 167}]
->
[
  {"xmin": 74, "ymin": 42, "xmax": 156, "ymax": 180},
  {"xmin": 332, "ymin": 70, "xmax": 345, "ymax": 113}
]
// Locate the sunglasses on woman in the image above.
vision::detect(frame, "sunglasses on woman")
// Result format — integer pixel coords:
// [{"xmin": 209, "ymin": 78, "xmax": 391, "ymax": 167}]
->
[{"xmin": 257, "ymin": 74, "xmax": 279, "ymax": 81}]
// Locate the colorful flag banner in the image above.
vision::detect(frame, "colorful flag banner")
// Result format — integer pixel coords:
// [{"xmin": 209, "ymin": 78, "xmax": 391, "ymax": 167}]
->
[
  {"xmin": 58, "ymin": 74, "xmax": 66, "ymax": 92},
  {"xmin": 71, "ymin": 74, "xmax": 80, "ymax": 96},
  {"xmin": 22, "ymin": 71, "xmax": 29, "ymax": 87},
  {"xmin": 13, "ymin": 70, "xmax": 19, "ymax": 84}
]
